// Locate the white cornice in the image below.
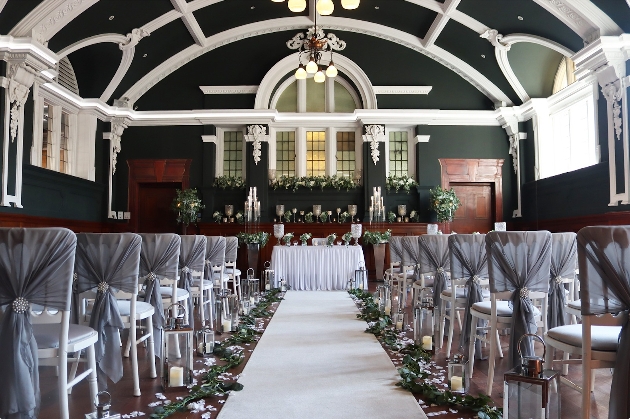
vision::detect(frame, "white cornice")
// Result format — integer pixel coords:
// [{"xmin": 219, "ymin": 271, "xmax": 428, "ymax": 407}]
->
[
  {"xmin": 415, "ymin": 135, "xmax": 430, "ymax": 143},
  {"xmin": 532, "ymin": 0, "xmax": 621, "ymax": 40},
  {"xmin": 373, "ymin": 86, "xmax": 432, "ymax": 95},
  {"xmin": 0, "ymin": 36, "xmax": 58, "ymax": 69},
  {"xmin": 201, "ymin": 135, "xmax": 217, "ymax": 143},
  {"xmin": 200, "ymin": 85, "xmax": 259, "ymax": 94}
]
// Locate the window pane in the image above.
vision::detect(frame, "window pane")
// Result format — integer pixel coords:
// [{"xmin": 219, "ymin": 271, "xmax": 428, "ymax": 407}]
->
[
  {"xmin": 223, "ymin": 131, "xmax": 243, "ymax": 178},
  {"xmin": 307, "ymin": 131, "xmax": 326, "ymax": 176},
  {"xmin": 389, "ymin": 131, "xmax": 409, "ymax": 177},
  {"xmin": 42, "ymin": 104, "xmax": 51, "ymax": 169},
  {"xmin": 59, "ymin": 111, "xmax": 70, "ymax": 174},
  {"xmin": 276, "ymin": 132, "xmax": 295, "ymax": 177},
  {"xmin": 336, "ymin": 132, "xmax": 355, "ymax": 177}
]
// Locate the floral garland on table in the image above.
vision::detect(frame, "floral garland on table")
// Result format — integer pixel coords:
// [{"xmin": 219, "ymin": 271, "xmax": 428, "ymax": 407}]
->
[
  {"xmin": 213, "ymin": 176, "xmax": 246, "ymax": 190},
  {"xmin": 347, "ymin": 289, "xmax": 501, "ymax": 419},
  {"xmin": 270, "ymin": 175, "xmax": 358, "ymax": 192},
  {"xmin": 386, "ymin": 174, "xmax": 418, "ymax": 193},
  {"xmin": 172, "ymin": 188, "xmax": 204, "ymax": 226},
  {"xmin": 150, "ymin": 289, "xmax": 283, "ymax": 419},
  {"xmin": 429, "ymin": 186, "xmax": 462, "ymax": 223}
]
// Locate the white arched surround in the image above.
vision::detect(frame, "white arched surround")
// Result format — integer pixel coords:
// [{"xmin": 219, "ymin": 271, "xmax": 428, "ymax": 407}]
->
[
  {"xmin": 269, "ymin": 73, "xmax": 362, "ymax": 111},
  {"xmin": 258, "ymin": 53, "xmax": 375, "ymax": 110}
]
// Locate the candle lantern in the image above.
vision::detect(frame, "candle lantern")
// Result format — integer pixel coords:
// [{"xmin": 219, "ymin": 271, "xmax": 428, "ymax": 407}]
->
[
  {"xmin": 394, "ymin": 309, "xmax": 407, "ymax": 331},
  {"xmin": 379, "ymin": 283, "xmax": 391, "ymax": 315},
  {"xmin": 354, "ymin": 263, "xmax": 367, "ymax": 290},
  {"xmin": 503, "ymin": 334, "xmax": 560, "ymax": 419},
  {"xmin": 414, "ymin": 289, "xmax": 435, "ymax": 354},
  {"xmin": 162, "ymin": 304, "xmax": 193, "ymax": 390},
  {"xmin": 280, "ymin": 278, "xmax": 287, "ymax": 292},
  {"xmin": 427, "ymin": 224, "xmax": 439, "ymax": 234},
  {"xmin": 263, "ymin": 261, "xmax": 276, "ymax": 290},
  {"xmin": 217, "ymin": 289, "xmax": 232, "ymax": 333},
  {"xmin": 448, "ymin": 353, "xmax": 469, "ymax": 394},
  {"xmin": 195, "ymin": 322, "xmax": 215, "ymax": 357},
  {"xmin": 228, "ymin": 294, "xmax": 240, "ymax": 332},
  {"xmin": 273, "ymin": 224, "xmax": 285, "ymax": 245},
  {"xmin": 85, "ymin": 391, "xmax": 120, "ymax": 419}
]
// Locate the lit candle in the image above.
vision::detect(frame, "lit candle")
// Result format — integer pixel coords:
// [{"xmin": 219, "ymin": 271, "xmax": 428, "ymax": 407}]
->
[
  {"xmin": 451, "ymin": 376, "xmax": 463, "ymax": 391},
  {"xmin": 205, "ymin": 342, "xmax": 214, "ymax": 353},
  {"xmin": 265, "ymin": 283, "xmax": 271, "ymax": 290},
  {"xmin": 422, "ymin": 336, "xmax": 433, "ymax": 351},
  {"xmin": 250, "ymin": 296, "xmax": 255, "ymax": 305},
  {"xmin": 396, "ymin": 320, "xmax": 403, "ymax": 330},
  {"xmin": 222, "ymin": 319, "xmax": 232, "ymax": 332},
  {"xmin": 384, "ymin": 305, "xmax": 391, "ymax": 316},
  {"xmin": 169, "ymin": 366, "xmax": 184, "ymax": 387}
]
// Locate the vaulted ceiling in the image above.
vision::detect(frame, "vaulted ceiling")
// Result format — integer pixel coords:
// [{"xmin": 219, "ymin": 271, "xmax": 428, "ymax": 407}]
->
[{"xmin": 2, "ymin": 0, "xmax": 628, "ymax": 112}]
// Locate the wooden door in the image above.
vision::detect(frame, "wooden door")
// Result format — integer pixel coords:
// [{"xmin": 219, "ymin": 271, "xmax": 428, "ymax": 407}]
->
[
  {"xmin": 137, "ymin": 182, "xmax": 180, "ymax": 233},
  {"xmin": 450, "ymin": 183, "xmax": 494, "ymax": 234}
]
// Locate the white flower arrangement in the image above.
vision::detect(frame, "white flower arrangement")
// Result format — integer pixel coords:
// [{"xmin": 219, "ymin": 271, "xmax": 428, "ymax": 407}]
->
[
  {"xmin": 300, "ymin": 232, "xmax": 312, "ymax": 244},
  {"xmin": 386, "ymin": 174, "xmax": 418, "ymax": 193},
  {"xmin": 326, "ymin": 233, "xmax": 337, "ymax": 246}
]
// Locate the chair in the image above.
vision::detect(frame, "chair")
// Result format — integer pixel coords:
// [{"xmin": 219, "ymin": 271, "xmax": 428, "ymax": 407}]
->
[
  {"xmin": 200, "ymin": 236, "xmax": 226, "ymax": 325},
  {"xmin": 224, "ymin": 237, "xmax": 240, "ymax": 298},
  {"xmin": 468, "ymin": 231, "xmax": 551, "ymax": 396},
  {"xmin": 442, "ymin": 233, "xmax": 489, "ymax": 359},
  {"xmin": 0, "ymin": 228, "xmax": 98, "ymax": 419},
  {"xmin": 74, "ymin": 233, "xmax": 154, "ymax": 397},
  {"xmin": 139, "ymin": 233, "xmax": 181, "ymax": 360},
  {"xmin": 544, "ymin": 226, "xmax": 630, "ymax": 419},
  {"xmin": 417, "ymin": 235, "xmax": 451, "ymax": 320},
  {"xmin": 179, "ymin": 235, "xmax": 207, "ymax": 330},
  {"xmin": 401, "ymin": 236, "xmax": 434, "ymax": 306}
]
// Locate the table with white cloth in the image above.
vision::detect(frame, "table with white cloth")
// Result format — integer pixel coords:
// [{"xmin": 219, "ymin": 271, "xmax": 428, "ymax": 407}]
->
[{"xmin": 271, "ymin": 245, "xmax": 366, "ymax": 291}]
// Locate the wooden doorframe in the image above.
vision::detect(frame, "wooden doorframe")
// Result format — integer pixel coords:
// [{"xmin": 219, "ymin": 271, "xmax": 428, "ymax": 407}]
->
[
  {"xmin": 438, "ymin": 158, "xmax": 504, "ymax": 222},
  {"xmin": 128, "ymin": 159, "xmax": 192, "ymax": 232}
]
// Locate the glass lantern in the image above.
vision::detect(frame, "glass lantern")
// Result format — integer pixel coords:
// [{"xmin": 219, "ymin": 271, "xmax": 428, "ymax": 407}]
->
[
  {"xmin": 379, "ymin": 283, "xmax": 391, "ymax": 315},
  {"xmin": 84, "ymin": 391, "xmax": 120, "ymax": 419},
  {"xmin": 280, "ymin": 278, "xmax": 287, "ymax": 292},
  {"xmin": 263, "ymin": 261, "xmax": 275, "ymax": 290},
  {"xmin": 228, "ymin": 294, "xmax": 239, "ymax": 332},
  {"xmin": 448, "ymin": 353, "xmax": 469, "ymax": 394},
  {"xmin": 162, "ymin": 304, "xmax": 193, "ymax": 390},
  {"xmin": 414, "ymin": 290, "xmax": 435, "ymax": 354},
  {"xmin": 354, "ymin": 263, "xmax": 367, "ymax": 290},
  {"xmin": 427, "ymin": 224, "xmax": 439, "ymax": 235},
  {"xmin": 394, "ymin": 310, "xmax": 407, "ymax": 331},
  {"xmin": 195, "ymin": 322, "xmax": 215, "ymax": 357}
]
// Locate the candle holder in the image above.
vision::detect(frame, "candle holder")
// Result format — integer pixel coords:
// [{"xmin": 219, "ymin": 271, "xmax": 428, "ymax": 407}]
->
[
  {"xmin": 276, "ymin": 205, "xmax": 285, "ymax": 223},
  {"xmin": 327, "ymin": 210, "xmax": 333, "ymax": 223},
  {"xmin": 495, "ymin": 222, "xmax": 507, "ymax": 231},
  {"xmin": 448, "ymin": 353, "xmax": 469, "ymax": 394},
  {"xmin": 427, "ymin": 224, "xmax": 439, "ymax": 235},
  {"xmin": 162, "ymin": 303, "xmax": 193, "ymax": 390},
  {"xmin": 225, "ymin": 205, "xmax": 234, "ymax": 219},
  {"xmin": 292, "ymin": 208, "xmax": 297, "ymax": 222},
  {"xmin": 313, "ymin": 205, "xmax": 322, "ymax": 223},
  {"xmin": 351, "ymin": 223, "xmax": 362, "ymax": 245},
  {"xmin": 398, "ymin": 205, "xmax": 406, "ymax": 219},
  {"xmin": 369, "ymin": 186, "xmax": 385, "ymax": 224},
  {"xmin": 414, "ymin": 289, "xmax": 435, "ymax": 354},
  {"xmin": 273, "ymin": 224, "xmax": 284, "ymax": 245},
  {"xmin": 195, "ymin": 322, "xmax": 215, "ymax": 357},
  {"xmin": 348, "ymin": 205, "xmax": 357, "ymax": 223},
  {"xmin": 263, "ymin": 261, "xmax": 276, "ymax": 290},
  {"xmin": 84, "ymin": 391, "xmax": 121, "ymax": 419},
  {"xmin": 394, "ymin": 309, "xmax": 407, "ymax": 331},
  {"xmin": 299, "ymin": 211, "xmax": 305, "ymax": 223},
  {"xmin": 336, "ymin": 208, "xmax": 341, "ymax": 223}
]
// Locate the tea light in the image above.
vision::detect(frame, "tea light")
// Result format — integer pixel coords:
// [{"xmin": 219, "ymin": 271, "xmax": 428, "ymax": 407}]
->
[
  {"xmin": 422, "ymin": 336, "xmax": 433, "ymax": 350},
  {"xmin": 169, "ymin": 366, "xmax": 184, "ymax": 387},
  {"xmin": 451, "ymin": 376, "xmax": 463, "ymax": 391}
]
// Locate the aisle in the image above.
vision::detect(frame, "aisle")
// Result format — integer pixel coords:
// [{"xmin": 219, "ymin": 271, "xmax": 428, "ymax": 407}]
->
[{"xmin": 218, "ymin": 291, "xmax": 426, "ymax": 419}]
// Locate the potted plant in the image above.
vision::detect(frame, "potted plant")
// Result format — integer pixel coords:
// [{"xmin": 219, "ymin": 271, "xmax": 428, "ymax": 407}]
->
[
  {"xmin": 171, "ymin": 188, "xmax": 204, "ymax": 234},
  {"xmin": 236, "ymin": 231, "xmax": 270, "ymax": 277},
  {"xmin": 429, "ymin": 186, "xmax": 462, "ymax": 233},
  {"xmin": 362, "ymin": 229, "xmax": 392, "ymax": 281},
  {"xmin": 300, "ymin": 232, "xmax": 312, "ymax": 245}
]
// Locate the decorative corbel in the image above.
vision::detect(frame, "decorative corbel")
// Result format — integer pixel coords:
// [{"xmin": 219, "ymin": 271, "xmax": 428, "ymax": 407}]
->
[
  {"xmin": 244, "ymin": 125, "xmax": 269, "ymax": 165},
  {"xmin": 110, "ymin": 118, "xmax": 127, "ymax": 175},
  {"xmin": 362, "ymin": 125, "xmax": 385, "ymax": 165},
  {"xmin": 480, "ymin": 29, "xmax": 511, "ymax": 51},
  {"xmin": 7, "ymin": 62, "xmax": 35, "ymax": 143},
  {"xmin": 601, "ymin": 81, "xmax": 623, "ymax": 142},
  {"xmin": 119, "ymin": 28, "xmax": 150, "ymax": 51}
]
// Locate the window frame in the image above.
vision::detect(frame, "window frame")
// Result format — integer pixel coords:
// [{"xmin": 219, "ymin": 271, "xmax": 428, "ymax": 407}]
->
[
  {"xmin": 215, "ymin": 127, "xmax": 246, "ymax": 179},
  {"xmin": 385, "ymin": 126, "xmax": 416, "ymax": 179}
]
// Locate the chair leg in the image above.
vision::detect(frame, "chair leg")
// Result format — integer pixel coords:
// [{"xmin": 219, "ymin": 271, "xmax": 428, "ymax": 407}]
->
[
  {"xmin": 446, "ymin": 306, "xmax": 455, "ymax": 358},
  {"xmin": 487, "ymin": 324, "xmax": 497, "ymax": 395},
  {"xmin": 59, "ymin": 348, "xmax": 70, "ymax": 419},
  {"xmin": 130, "ymin": 320, "xmax": 140, "ymax": 396},
  {"xmin": 200, "ymin": 288, "xmax": 205, "ymax": 325},
  {"xmin": 468, "ymin": 314, "xmax": 477, "ymax": 378},
  {"xmin": 67, "ymin": 351, "xmax": 80, "ymax": 394},
  {"xmin": 147, "ymin": 315, "xmax": 157, "ymax": 378},
  {"xmin": 562, "ymin": 351, "xmax": 569, "ymax": 376},
  {"xmin": 124, "ymin": 331, "xmax": 132, "ymax": 358},
  {"xmin": 495, "ymin": 329, "xmax": 503, "ymax": 358},
  {"xmin": 456, "ymin": 310, "xmax": 462, "ymax": 330},
  {"xmin": 86, "ymin": 344, "xmax": 99, "ymax": 411}
]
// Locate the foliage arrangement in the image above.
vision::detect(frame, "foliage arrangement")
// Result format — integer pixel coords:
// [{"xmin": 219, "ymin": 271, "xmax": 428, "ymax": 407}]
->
[
  {"xmin": 235, "ymin": 211, "xmax": 244, "ymax": 223},
  {"xmin": 348, "ymin": 288, "xmax": 501, "ymax": 419},
  {"xmin": 429, "ymin": 186, "xmax": 462, "ymax": 222},
  {"xmin": 409, "ymin": 210, "xmax": 420, "ymax": 223},
  {"xmin": 387, "ymin": 211, "xmax": 397, "ymax": 223},
  {"xmin": 319, "ymin": 212, "xmax": 328, "ymax": 223},
  {"xmin": 300, "ymin": 232, "xmax": 312, "ymax": 245},
  {"xmin": 339, "ymin": 211, "xmax": 350, "ymax": 223},
  {"xmin": 342, "ymin": 232, "xmax": 353, "ymax": 244},
  {"xmin": 213, "ymin": 175, "xmax": 246, "ymax": 190},
  {"xmin": 326, "ymin": 233, "xmax": 337, "ymax": 246},
  {"xmin": 270, "ymin": 175, "xmax": 359, "ymax": 192},
  {"xmin": 236, "ymin": 231, "xmax": 270, "ymax": 248},
  {"xmin": 282, "ymin": 232, "xmax": 294, "ymax": 245},
  {"xmin": 362, "ymin": 229, "xmax": 392, "ymax": 245},
  {"xmin": 150, "ymin": 289, "xmax": 283, "ymax": 419},
  {"xmin": 172, "ymin": 188, "xmax": 204, "ymax": 226},
  {"xmin": 304, "ymin": 212, "xmax": 314, "ymax": 223},
  {"xmin": 284, "ymin": 210, "xmax": 293, "ymax": 222},
  {"xmin": 213, "ymin": 211, "xmax": 222, "ymax": 223},
  {"xmin": 386, "ymin": 174, "xmax": 418, "ymax": 193}
]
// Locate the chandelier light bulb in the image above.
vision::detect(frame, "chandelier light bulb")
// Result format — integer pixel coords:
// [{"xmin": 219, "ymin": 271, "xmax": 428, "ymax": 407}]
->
[
  {"xmin": 306, "ymin": 59, "xmax": 319, "ymax": 74},
  {"xmin": 288, "ymin": 0, "xmax": 306, "ymax": 12},
  {"xmin": 271, "ymin": 0, "xmax": 285, "ymax": 2},
  {"xmin": 295, "ymin": 64, "xmax": 307, "ymax": 79},
  {"xmin": 326, "ymin": 62, "xmax": 338, "ymax": 77},
  {"xmin": 316, "ymin": 0, "xmax": 334, "ymax": 15},
  {"xmin": 341, "ymin": 0, "xmax": 360, "ymax": 9},
  {"xmin": 314, "ymin": 68, "xmax": 326, "ymax": 83}
]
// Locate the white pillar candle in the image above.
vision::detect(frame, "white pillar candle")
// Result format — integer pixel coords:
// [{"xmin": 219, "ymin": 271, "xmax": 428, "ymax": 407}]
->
[
  {"xmin": 384, "ymin": 305, "xmax": 391, "ymax": 316},
  {"xmin": 169, "ymin": 366, "xmax": 184, "ymax": 387},
  {"xmin": 205, "ymin": 342, "xmax": 214, "ymax": 353},
  {"xmin": 450, "ymin": 376, "xmax": 463, "ymax": 391},
  {"xmin": 396, "ymin": 320, "xmax": 403, "ymax": 330},
  {"xmin": 222, "ymin": 319, "xmax": 232, "ymax": 332},
  {"xmin": 422, "ymin": 336, "xmax": 433, "ymax": 351},
  {"xmin": 250, "ymin": 296, "xmax": 255, "ymax": 304},
  {"xmin": 265, "ymin": 283, "xmax": 271, "ymax": 290}
]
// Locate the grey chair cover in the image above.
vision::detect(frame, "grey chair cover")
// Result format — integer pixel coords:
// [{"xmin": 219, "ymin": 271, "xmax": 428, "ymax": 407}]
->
[
  {"xmin": 0, "ymin": 227, "xmax": 76, "ymax": 419},
  {"xmin": 449, "ymin": 234, "xmax": 488, "ymax": 358},
  {"xmin": 179, "ymin": 235, "xmax": 207, "ymax": 329},
  {"xmin": 389, "ymin": 236, "xmax": 404, "ymax": 266},
  {"xmin": 204, "ymin": 236, "xmax": 226, "ymax": 281},
  {"xmin": 74, "ymin": 233, "xmax": 141, "ymax": 386},
  {"xmin": 225, "ymin": 236, "xmax": 238, "ymax": 262},
  {"xmin": 418, "ymin": 235, "xmax": 451, "ymax": 311},
  {"xmin": 486, "ymin": 231, "xmax": 552, "ymax": 368},
  {"xmin": 139, "ymin": 233, "xmax": 181, "ymax": 358},
  {"xmin": 577, "ymin": 226, "xmax": 630, "ymax": 419},
  {"xmin": 547, "ymin": 232, "xmax": 577, "ymax": 329}
]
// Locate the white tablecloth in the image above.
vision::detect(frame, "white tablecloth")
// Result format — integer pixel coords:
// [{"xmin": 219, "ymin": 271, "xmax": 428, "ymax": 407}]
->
[{"xmin": 271, "ymin": 245, "xmax": 366, "ymax": 291}]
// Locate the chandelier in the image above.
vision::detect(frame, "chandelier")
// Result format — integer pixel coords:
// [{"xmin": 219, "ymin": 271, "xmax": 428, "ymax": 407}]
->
[{"xmin": 271, "ymin": 0, "xmax": 360, "ymax": 15}]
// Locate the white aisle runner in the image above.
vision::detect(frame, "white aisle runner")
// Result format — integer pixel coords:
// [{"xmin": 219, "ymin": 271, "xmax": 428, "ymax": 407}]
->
[{"xmin": 218, "ymin": 291, "xmax": 426, "ymax": 419}]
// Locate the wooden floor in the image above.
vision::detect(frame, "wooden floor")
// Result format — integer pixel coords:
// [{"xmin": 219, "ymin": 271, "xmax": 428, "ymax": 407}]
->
[{"xmin": 37, "ymin": 283, "xmax": 612, "ymax": 419}]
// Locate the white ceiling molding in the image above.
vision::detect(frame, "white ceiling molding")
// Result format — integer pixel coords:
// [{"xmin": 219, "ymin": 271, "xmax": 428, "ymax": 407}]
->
[
  {"xmin": 572, "ymin": 34, "xmax": 630, "ymax": 82},
  {"xmin": 100, "ymin": 48, "xmax": 134, "ymax": 102},
  {"xmin": 373, "ymin": 86, "xmax": 432, "ymax": 95},
  {"xmin": 201, "ymin": 135, "xmax": 217, "ymax": 143},
  {"xmin": 57, "ymin": 34, "xmax": 127, "ymax": 58},
  {"xmin": 0, "ymin": 36, "xmax": 58, "ymax": 68},
  {"xmin": 10, "ymin": 0, "xmax": 100, "ymax": 44},
  {"xmin": 170, "ymin": 0, "xmax": 207, "ymax": 47},
  {"xmin": 500, "ymin": 34, "xmax": 575, "ymax": 56},
  {"xmin": 0, "ymin": 0, "xmax": 8, "ymax": 14},
  {"xmin": 422, "ymin": 0, "xmax": 461, "ymax": 48},
  {"xmin": 142, "ymin": 10, "xmax": 182, "ymax": 34},
  {"xmin": 122, "ymin": 16, "xmax": 512, "ymax": 107},
  {"xmin": 256, "ymin": 52, "xmax": 376, "ymax": 110},
  {"xmin": 200, "ymin": 86, "xmax": 259, "ymax": 94},
  {"xmin": 415, "ymin": 135, "xmax": 430, "ymax": 143}
]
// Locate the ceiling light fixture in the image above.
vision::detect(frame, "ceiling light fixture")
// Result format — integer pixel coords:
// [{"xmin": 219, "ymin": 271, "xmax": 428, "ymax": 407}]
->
[
  {"xmin": 272, "ymin": 0, "xmax": 359, "ymax": 14},
  {"xmin": 286, "ymin": 11, "xmax": 346, "ymax": 83}
]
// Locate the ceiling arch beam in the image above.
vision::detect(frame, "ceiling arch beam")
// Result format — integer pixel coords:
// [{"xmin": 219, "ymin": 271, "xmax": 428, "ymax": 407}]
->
[{"xmin": 121, "ymin": 16, "xmax": 512, "ymax": 106}]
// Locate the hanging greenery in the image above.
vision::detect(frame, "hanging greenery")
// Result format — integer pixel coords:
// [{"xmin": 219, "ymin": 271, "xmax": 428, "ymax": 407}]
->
[
  {"xmin": 213, "ymin": 175, "xmax": 246, "ymax": 190},
  {"xmin": 386, "ymin": 174, "xmax": 418, "ymax": 193},
  {"xmin": 270, "ymin": 175, "xmax": 359, "ymax": 192},
  {"xmin": 429, "ymin": 186, "xmax": 462, "ymax": 223},
  {"xmin": 348, "ymin": 289, "xmax": 501, "ymax": 419},
  {"xmin": 171, "ymin": 188, "xmax": 204, "ymax": 226}
]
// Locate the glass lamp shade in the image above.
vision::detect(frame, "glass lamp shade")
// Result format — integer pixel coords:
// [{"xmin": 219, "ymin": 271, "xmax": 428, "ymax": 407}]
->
[
  {"xmin": 314, "ymin": 69, "xmax": 326, "ymax": 83},
  {"xmin": 271, "ymin": 0, "xmax": 284, "ymax": 2},
  {"xmin": 305, "ymin": 59, "xmax": 318, "ymax": 74},
  {"xmin": 288, "ymin": 0, "xmax": 306, "ymax": 12},
  {"xmin": 325, "ymin": 63, "xmax": 338, "ymax": 77},
  {"xmin": 316, "ymin": 0, "xmax": 334, "ymax": 15},
  {"xmin": 295, "ymin": 64, "xmax": 307, "ymax": 79},
  {"xmin": 341, "ymin": 0, "xmax": 360, "ymax": 9}
]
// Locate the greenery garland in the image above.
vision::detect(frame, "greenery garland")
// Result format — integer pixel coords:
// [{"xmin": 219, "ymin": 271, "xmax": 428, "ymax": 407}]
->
[
  {"xmin": 150, "ymin": 289, "xmax": 283, "ymax": 419},
  {"xmin": 213, "ymin": 175, "xmax": 246, "ymax": 190},
  {"xmin": 348, "ymin": 289, "xmax": 501, "ymax": 419},
  {"xmin": 386, "ymin": 174, "xmax": 418, "ymax": 193},
  {"xmin": 362, "ymin": 229, "xmax": 392, "ymax": 245},
  {"xmin": 270, "ymin": 175, "xmax": 358, "ymax": 192},
  {"xmin": 236, "ymin": 231, "xmax": 270, "ymax": 248}
]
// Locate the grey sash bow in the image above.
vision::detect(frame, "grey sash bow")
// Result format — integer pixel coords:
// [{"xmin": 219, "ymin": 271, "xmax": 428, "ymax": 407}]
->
[
  {"xmin": 179, "ymin": 235, "xmax": 207, "ymax": 329},
  {"xmin": 548, "ymin": 232, "xmax": 577, "ymax": 329},
  {"xmin": 419, "ymin": 235, "xmax": 451, "ymax": 313}
]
